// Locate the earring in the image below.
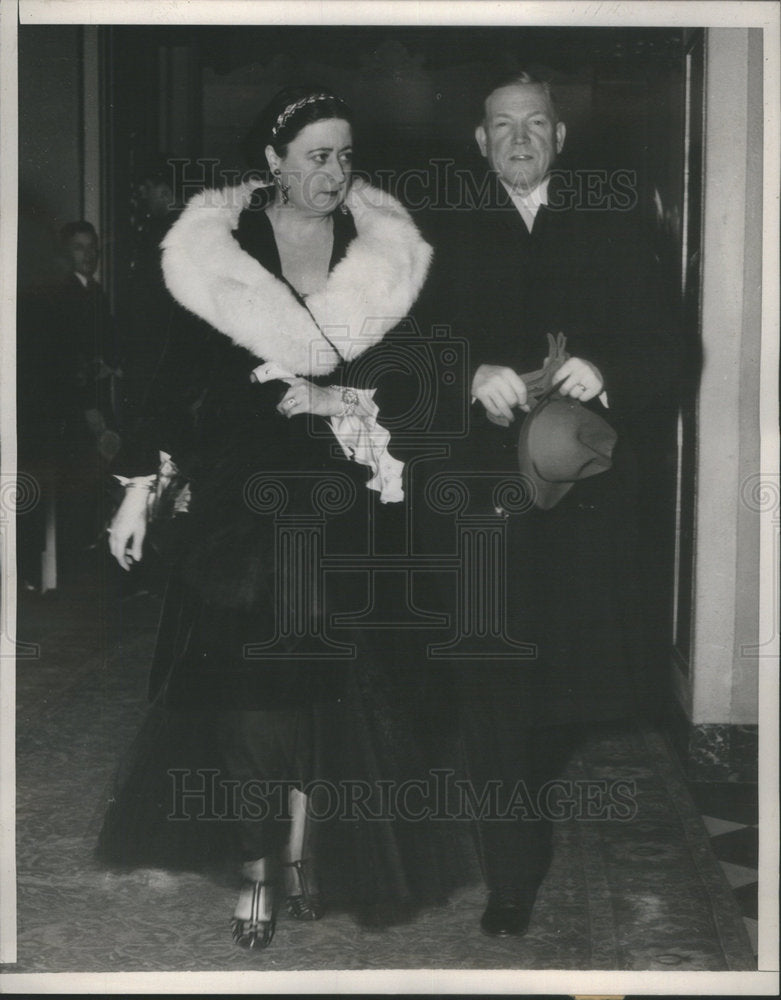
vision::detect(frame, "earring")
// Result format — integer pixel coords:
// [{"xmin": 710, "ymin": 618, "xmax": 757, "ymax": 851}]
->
[{"xmin": 273, "ymin": 168, "xmax": 289, "ymax": 205}]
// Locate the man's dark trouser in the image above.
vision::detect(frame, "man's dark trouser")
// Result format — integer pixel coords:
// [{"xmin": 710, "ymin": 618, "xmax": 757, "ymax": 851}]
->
[{"xmin": 457, "ymin": 664, "xmax": 581, "ymax": 896}]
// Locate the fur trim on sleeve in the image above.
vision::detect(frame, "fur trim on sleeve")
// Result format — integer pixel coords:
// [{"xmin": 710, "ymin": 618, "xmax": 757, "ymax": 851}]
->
[{"xmin": 160, "ymin": 179, "xmax": 432, "ymax": 376}]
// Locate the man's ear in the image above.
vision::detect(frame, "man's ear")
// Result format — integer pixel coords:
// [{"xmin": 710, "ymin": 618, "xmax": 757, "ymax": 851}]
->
[
  {"xmin": 265, "ymin": 143, "xmax": 280, "ymax": 173},
  {"xmin": 475, "ymin": 124, "xmax": 488, "ymax": 158},
  {"xmin": 555, "ymin": 122, "xmax": 566, "ymax": 155}
]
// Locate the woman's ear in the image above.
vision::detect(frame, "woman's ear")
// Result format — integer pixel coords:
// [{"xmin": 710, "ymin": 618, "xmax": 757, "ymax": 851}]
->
[{"xmin": 265, "ymin": 143, "xmax": 280, "ymax": 174}]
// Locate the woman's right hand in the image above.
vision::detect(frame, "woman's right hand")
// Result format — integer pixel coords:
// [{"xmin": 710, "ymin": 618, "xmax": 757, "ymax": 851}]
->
[
  {"xmin": 277, "ymin": 378, "xmax": 344, "ymax": 418},
  {"xmin": 108, "ymin": 487, "xmax": 149, "ymax": 570}
]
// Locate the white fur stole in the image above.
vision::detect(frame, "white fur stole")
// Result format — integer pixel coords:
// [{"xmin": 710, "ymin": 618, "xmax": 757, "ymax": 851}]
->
[{"xmin": 160, "ymin": 178, "xmax": 432, "ymax": 376}]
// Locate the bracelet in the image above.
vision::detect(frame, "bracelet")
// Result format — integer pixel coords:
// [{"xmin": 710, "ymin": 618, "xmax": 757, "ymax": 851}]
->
[{"xmin": 331, "ymin": 386, "xmax": 360, "ymax": 418}]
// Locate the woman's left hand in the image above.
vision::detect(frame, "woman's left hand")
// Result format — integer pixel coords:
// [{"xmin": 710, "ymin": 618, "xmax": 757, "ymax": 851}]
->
[
  {"xmin": 277, "ymin": 378, "xmax": 342, "ymax": 418},
  {"xmin": 552, "ymin": 357, "xmax": 604, "ymax": 402}
]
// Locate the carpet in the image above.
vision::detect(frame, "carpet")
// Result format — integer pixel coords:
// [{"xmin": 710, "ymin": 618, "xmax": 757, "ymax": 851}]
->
[{"xmin": 6, "ymin": 586, "xmax": 756, "ymax": 973}]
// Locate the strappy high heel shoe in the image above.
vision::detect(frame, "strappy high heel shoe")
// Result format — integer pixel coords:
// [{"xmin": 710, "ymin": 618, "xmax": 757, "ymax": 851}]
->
[
  {"xmin": 230, "ymin": 879, "xmax": 276, "ymax": 949},
  {"xmin": 282, "ymin": 858, "xmax": 325, "ymax": 921}
]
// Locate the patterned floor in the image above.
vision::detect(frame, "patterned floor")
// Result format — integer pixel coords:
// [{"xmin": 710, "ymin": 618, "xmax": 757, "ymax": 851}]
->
[
  {"xmin": 5, "ymin": 553, "xmax": 759, "ymax": 973},
  {"xmin": 686, "ymin": 781, "xmax": 759, "ymax": 957}
]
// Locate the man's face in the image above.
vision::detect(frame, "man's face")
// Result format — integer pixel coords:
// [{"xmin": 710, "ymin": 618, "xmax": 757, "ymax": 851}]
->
[
  {"xmin": 66, "ymin": 232, "xmax": 99, "ymax": 278},
  {"xmin": 475, "ymin": 83, "xmax": 566, "ymax": 194},
  {"xmin": 141, "ymin": 180, "xmax": 174, "ymax": 219}
]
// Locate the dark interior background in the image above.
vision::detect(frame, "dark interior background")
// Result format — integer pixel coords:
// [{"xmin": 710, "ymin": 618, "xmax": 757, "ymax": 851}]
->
[
  {"xmin": 20, "ymin": 25, "xmax": 689, "ymax": 299},
  {"xmin": 18, "ymin": 24, "xmax": 702, "ymax": 720}
]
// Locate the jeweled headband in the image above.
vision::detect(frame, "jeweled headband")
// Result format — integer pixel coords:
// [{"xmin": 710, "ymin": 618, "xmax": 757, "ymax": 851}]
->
[{"xmin": 270, "ymin": 92, "xmax": 347, "ymax": 138}]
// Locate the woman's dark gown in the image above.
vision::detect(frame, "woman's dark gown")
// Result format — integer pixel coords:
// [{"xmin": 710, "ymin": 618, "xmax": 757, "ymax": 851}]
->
[{"xmin": 95, "ymin": 195, "xmax": 468, "ymax": 914}]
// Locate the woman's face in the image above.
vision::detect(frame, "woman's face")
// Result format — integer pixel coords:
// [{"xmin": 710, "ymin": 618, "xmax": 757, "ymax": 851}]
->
[{"xmin": 267, "ymin": 118, "xmax": 353, "ymax": 215}]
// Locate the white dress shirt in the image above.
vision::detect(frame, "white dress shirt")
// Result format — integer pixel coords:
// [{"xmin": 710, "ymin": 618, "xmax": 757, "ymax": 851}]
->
[{"xmin": 501, "ymin": 176, "xmax": 550, "ymax": 233}]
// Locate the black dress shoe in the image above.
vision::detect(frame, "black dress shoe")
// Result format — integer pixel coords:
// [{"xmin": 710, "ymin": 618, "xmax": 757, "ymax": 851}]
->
[{"xmin": 480, "ymin": 889, "xmax": 534, "ymax": 937}]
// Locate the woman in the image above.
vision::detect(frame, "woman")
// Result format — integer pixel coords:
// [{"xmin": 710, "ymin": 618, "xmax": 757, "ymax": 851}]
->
[{"xmin": 97, "ymin": 86, "xmax": 450, "ymax": 949}]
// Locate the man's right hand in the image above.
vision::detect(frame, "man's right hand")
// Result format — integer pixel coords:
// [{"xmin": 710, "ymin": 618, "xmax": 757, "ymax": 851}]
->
[
  {"xmin": 108, "ymin": 488, "xmax": 149, "ymax": 570},
  {"xmin": 471, "ymin": 365, "xmax": 529, "ymax": 425}
]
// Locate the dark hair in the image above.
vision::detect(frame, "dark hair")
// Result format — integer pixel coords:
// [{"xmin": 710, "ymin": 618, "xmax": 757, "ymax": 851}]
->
[
  {"xmin": 60, "ymin": 220, "xmax": 97, "ymax": 245},
  {"xmin": 242, "ymin": 85, "xmax": 354, "ymax": 172},
  {"xmin": 480, "ymin": 70, "xmax": 560, "ymax": 124}
]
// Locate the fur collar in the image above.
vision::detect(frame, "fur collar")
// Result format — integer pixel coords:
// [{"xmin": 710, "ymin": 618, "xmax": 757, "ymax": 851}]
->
[{"xmin": 161, "ymin": 178, "xmax": 432, "ymax": 376}]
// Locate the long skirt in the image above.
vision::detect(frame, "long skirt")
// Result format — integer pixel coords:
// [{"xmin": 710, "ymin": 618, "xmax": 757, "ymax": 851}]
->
[{"xmin": 95, "ymin": 566, "xmax": 469, "ymax": 916}]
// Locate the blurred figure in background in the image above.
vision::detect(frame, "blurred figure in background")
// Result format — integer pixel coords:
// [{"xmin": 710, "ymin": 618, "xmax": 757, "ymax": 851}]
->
[
  {"xmin": 17, "ymin": 220, "xmax": 123, "ymax": 587},
  {"xmin": 51, "ymin": 221, "xmax": 122, "ymax": 571},
  {"xmin": 121, "ymin": 159, "xmax": 182, "ymax": 433},
  {"xmin": 57, "ymin": 221, "xmax": 122, "ymax": 439}
]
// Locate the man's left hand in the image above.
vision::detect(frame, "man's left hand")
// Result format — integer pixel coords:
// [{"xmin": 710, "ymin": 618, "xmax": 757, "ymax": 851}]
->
[{"xmin": 552, "ymin": 357, "xmax": 604, "ymax": 402}]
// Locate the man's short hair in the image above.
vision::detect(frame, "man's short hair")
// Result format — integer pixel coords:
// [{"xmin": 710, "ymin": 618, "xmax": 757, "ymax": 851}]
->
[
  {"xmin": 60, "ymin": 220, "xmax": 97, "ymax": 246},
  {"xmin": 480, "ymin": 70, "xmax": 560, "ymax": 124}
]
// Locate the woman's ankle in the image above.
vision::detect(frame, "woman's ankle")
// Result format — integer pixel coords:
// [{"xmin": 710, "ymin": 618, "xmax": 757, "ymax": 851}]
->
[
  {"xmin": 240, "ymin": 856, "xmax": 271, "ymax": 883},
  {"xmin": 234, "ymin": 871, "xmax": 275, "ymax": 921}
]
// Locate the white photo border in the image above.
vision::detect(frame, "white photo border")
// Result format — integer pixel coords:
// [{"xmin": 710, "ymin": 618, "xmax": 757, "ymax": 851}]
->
[{"xmin": 1, "ymin": 0, "xmax": 778, "ymax": 994}]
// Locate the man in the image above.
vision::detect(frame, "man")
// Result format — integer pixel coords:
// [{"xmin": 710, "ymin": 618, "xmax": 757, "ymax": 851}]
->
[
  {"xmin": 56, "ymin": 221, "xmax": 122, "ymax": 450},
  {"xmin": 51, "ymin": 221, "xmax": 122, "ymax": 564},
  {"xmin": 424, "ymin": 72, "xmax": 678, "ymax": 937}
]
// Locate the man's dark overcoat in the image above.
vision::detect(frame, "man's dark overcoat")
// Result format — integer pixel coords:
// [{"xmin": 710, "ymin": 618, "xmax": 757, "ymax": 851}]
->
[{"xmin": 421, "ymin": 171, "xmax": 679, "ymax": 726}]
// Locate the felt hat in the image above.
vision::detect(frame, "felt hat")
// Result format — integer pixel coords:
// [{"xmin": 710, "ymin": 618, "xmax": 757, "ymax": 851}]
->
[{"xmin": 517, "ymin": 390, "xmax": 617, "ymax": 510}]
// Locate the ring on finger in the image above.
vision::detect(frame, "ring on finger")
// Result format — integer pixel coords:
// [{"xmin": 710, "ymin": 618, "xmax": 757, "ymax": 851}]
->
[{"xmin": 285, "ymin": 397, "xmax": 297, "ymax": 408}]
